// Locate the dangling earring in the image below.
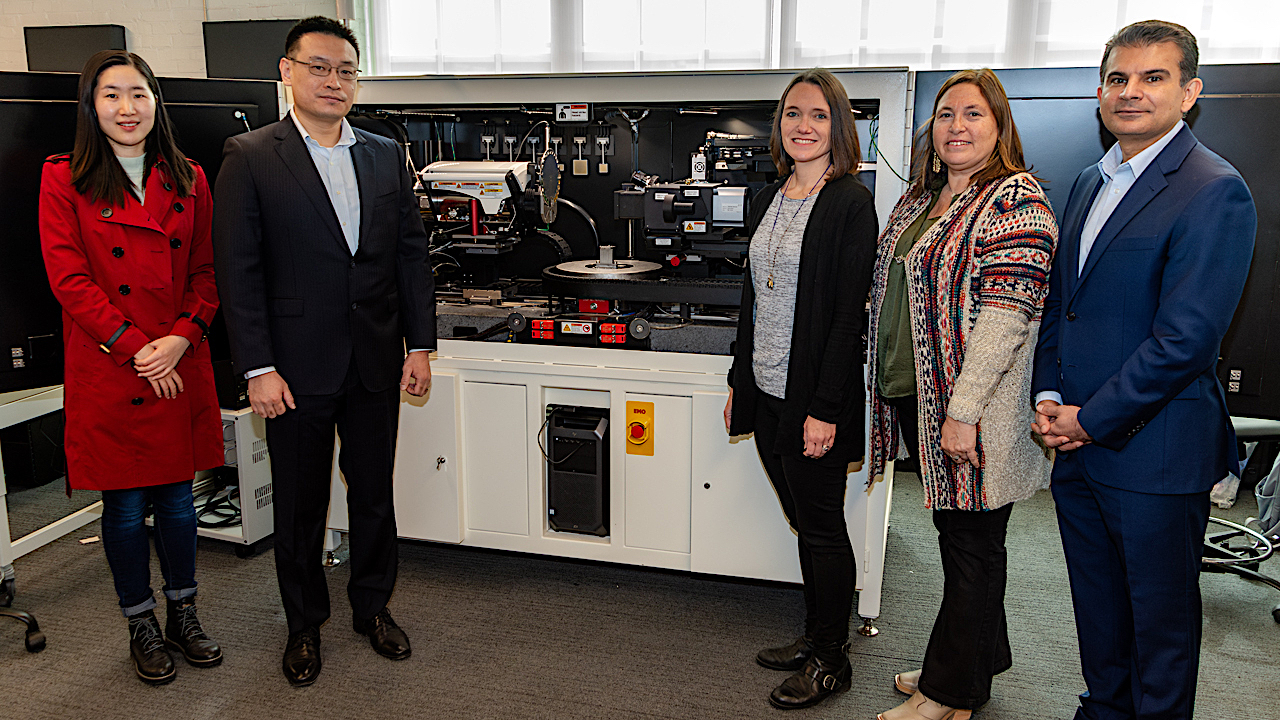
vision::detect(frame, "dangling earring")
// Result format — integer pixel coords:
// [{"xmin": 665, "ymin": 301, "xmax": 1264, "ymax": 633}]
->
[{"xmin": 931, "ymin": 150, "xmax": 942, "ymax": 174}]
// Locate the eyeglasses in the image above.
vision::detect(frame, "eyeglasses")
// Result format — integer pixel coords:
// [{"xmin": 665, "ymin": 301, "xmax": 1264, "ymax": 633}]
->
[{"xmin": 286, "ymin": 57, "xmax": 360, "ymax": 82}]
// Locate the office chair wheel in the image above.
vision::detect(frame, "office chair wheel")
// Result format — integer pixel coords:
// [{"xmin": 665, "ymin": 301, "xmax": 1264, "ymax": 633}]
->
[
  {"xmin": 234, "ymin": 542, "xmax": 257, "ymax": 559},
  {"xmin": 1203, "ymin": 517, "xmax": 1273, "ymax": 568},
  {"xmin": 0, "ymin": 577, "xmax": 14, "ymax": 608},
  {"xmin": 1273, "ymin": 604, "xmax": 1280, "ymax": 624},
  {"xmin": 25, "ymin": 628, "xmax": 45, "ymax": 653}
]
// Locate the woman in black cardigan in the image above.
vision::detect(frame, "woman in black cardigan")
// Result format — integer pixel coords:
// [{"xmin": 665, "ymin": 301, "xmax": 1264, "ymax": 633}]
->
[{"xmin": 724, "ymin": 68, "xmax": 878, "ymax": 710}]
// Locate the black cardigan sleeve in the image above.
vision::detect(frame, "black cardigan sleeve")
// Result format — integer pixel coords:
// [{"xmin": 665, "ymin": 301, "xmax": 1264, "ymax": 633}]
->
[{"xmin": 806, "ymin": 193, "xmax": 878, "ymax": 423}]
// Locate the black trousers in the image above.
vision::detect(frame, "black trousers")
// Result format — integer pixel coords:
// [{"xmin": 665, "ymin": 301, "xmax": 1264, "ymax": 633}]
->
[
  {"xmin": 265, "ymin": 357, "xmax": 401, "ymax": 634},
  {"xmin": 753, "ymin": 388, "xmax": 855, "ymax": 652},
  {"xmin": 887, "ymin": 395, "xmax": 1013, "ymax": 709}
]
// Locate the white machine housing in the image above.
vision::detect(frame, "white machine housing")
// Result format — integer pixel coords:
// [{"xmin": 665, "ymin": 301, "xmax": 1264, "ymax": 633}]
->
[{"xmin": 421, "ymin": 160, "xmax": 530, "ymax": 215}]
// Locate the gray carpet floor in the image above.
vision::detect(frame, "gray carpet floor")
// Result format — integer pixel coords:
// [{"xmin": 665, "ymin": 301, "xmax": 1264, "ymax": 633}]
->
[{"xmin": 1, "ymin": 471, "xmax": 1276, "ymax": 719}]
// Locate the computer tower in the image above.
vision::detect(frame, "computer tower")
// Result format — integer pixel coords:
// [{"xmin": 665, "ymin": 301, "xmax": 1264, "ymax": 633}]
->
[{"xmin": 546, "ymin": 405, "xmax": 609, "ymax": 537}]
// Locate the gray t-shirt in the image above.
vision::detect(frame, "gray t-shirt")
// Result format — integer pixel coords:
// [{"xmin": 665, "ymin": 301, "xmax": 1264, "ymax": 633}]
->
[{"xmin": 749, "ymin": 192, "xmax": 816, "ymax": 398}]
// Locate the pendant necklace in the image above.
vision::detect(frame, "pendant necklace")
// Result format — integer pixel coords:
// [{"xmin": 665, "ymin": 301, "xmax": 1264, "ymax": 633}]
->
[{"xmin": 765, "ymin": 160, "xmax": 830, "ymax": 290}]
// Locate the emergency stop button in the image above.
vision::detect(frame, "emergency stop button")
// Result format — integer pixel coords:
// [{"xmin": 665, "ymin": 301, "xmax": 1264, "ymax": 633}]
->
[{"xmin": 625, "ymin": 401, "xmax": 654, "ymax": 456}]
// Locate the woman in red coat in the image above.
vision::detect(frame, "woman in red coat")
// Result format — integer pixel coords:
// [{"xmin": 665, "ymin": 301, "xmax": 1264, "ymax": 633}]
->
[{"xmin": 39, "ymin": 50, "xmax": 224, "ymax": 685}]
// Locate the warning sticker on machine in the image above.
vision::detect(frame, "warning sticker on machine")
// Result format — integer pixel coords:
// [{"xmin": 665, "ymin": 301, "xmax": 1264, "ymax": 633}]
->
[
  {"xmin": 556, "ymin": 103, "xmax": 590, "ymax": 122},
  {"xmin": 559, "ymin": 321, "xmax": 593, "ymax": 335}
]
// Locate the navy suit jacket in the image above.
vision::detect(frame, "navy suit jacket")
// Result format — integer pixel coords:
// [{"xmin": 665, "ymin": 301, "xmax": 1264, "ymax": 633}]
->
[
  {"xmin": 1032, "ymin": 126, "xmax": 1256, "ymax": 495},
  {"xmin": 214, "ymin": 118, "xmax": 435, "ymax": 396}
]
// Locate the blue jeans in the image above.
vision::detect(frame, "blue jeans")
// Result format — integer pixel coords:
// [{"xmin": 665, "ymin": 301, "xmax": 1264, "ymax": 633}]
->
[{"xmin": 100, "ymin": 480, "xmax": 199, "ymax": 617}]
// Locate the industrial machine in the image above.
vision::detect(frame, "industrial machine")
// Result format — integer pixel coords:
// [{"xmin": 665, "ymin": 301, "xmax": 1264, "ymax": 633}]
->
[{"xmin": 420, "ymin": 147, "xmax": 573, "ymax": 303}]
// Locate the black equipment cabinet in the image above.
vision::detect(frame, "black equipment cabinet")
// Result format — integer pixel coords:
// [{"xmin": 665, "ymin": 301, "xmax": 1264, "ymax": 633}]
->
[
  {"xmin": 0, "ymin": 71, "xmax": 278, "ymax": 397},
  {"xmin": 914, "ymin": 65, "xmax": 1280, "ymax": 420},
  {"xmin": 546, "ymin": 405, "xmax": 609, "ymax": 537}
]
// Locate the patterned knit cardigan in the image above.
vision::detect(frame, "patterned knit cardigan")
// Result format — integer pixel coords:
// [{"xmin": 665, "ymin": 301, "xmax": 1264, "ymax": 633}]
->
[{"xmin": 868, "ymin": 173, "xmax": 1058, "ymax": 511}]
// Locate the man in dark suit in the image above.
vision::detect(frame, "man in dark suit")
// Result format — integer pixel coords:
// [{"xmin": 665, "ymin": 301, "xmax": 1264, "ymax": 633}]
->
[
  {"xmin": 213, "ymin": 17, "xmax": 434, "ymax": 686},
  {"xmin": 1032, "ymin": 20, "xmax": 1255, "ymax": 720}
]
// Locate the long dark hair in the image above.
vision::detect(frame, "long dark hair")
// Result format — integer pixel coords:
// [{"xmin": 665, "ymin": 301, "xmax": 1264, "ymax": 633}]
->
[
  {"xmin": 70, "ymin": 50, "xmax": 194, "ymax": 206},
  {"xmin": 769, "ymin": 68, "xmax": 862, "ymax": 180},
  {"xmin": 908, "ymin": 68, "xmax": 1035, "ymax": 198}
]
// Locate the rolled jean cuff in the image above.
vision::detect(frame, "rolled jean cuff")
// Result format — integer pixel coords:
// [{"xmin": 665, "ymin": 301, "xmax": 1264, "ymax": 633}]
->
[
  {"xmin": 164, "ymin": 586, "xmax": 197, "ymax": 602},
  {"xmin": 121, "ymin": 595, "xmax": 157, "ymax": 618}
]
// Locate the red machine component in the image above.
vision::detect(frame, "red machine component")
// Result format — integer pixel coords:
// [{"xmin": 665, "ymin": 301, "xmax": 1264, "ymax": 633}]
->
[
  {"xmin": 469, "ymin": 198, "xmax": 480, "ymax": 236},
  {"xmin": 578, "ymin": 299, "xmax": 610, "ymax": 314}
]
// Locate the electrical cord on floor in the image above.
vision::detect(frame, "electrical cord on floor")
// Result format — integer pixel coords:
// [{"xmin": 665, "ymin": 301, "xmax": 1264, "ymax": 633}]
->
[{"xmin": 193, "ymin": 482, "xmax": 241, "ymax": 529}]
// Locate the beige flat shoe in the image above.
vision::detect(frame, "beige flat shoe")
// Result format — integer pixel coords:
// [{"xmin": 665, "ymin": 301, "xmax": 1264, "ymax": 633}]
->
[
  {"xmin": 894, "ymin": 668, "xmax": 921, "ymax": 695},
  {"xmin": 877, "ymin": 690, "xmax": 972, "ymax": 720}
]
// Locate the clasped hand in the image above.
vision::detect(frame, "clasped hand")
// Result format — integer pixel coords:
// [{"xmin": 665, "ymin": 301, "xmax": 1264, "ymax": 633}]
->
[
  {"xmin": 1032, "ymin": 400, "xmax": 1091, "ymax": 451},
  {"xmin": 134, "ymin": 337, "xmax": 190, "ymax": 400},
  {"xmin": 134, "ymin": 335, "xmax": 191, "ymax": 379}
]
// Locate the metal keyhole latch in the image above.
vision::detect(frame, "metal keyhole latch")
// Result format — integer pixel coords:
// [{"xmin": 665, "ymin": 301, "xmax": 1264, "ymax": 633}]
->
[{"xmin": 436, "ymin": 456, "xmax": 447, "ymax": 470}]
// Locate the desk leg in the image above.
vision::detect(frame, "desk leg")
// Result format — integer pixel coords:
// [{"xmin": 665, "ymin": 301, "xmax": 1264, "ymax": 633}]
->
[
  {"xmin": 322, "ymin": 529, "xmax": 342, "ymax": 567},
  {"xmin": 0, "ymin": 457, "xmax": 15, "ymax": 604},
  {"xmin": 0, "ymin": 448, "xmax": 47, "ymax": 652},
  {"xmin": 856, "ymin": 463, "xmax": 895, "ymax": 635}
]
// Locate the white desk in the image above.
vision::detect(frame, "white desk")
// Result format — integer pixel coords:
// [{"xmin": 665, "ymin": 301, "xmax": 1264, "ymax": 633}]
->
[{"xmin": 0, "ymin": 386, "xmax": 102, "ymax": 593}]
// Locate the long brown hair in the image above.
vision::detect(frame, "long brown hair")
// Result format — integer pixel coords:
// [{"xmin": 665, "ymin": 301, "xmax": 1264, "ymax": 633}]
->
[
  {"xmin": 908, "ymin": 68, "xmax": 1034, "ymax": 198},
  {"xmin": 769, "ymin": 68, "xmax": 862, "ymax": 180},
  {"xmin": 70, "ymin": 50, "xmax": 194, "ymax": 206}
]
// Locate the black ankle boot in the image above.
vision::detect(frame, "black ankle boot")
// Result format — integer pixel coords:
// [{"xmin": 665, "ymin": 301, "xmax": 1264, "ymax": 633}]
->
[
  {"xmin": 165, "ymin": 597, "xmax": 223, "ymax": 668},
  {"xmin": 128, "ymin": 609, "xmax": 176, "ymax": 685},
  {"xmin": 768, "ymin": 643, "xmax": 851, "ymax": 710},
  {"xmin": 756, "ymin": 635, "xmax": 814, "ymax": 671}
]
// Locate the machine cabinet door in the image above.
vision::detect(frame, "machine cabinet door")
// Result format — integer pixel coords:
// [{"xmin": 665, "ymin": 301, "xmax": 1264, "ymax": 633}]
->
[
  {"xmin": 688, "ymin": 390, "xmax": 803, "ymax": 583},
  {"xmin": 623, "ymin": 393, "xmax": 692, "ymax": 554},
  {"xmin": 327, "ymin": 373, "xmax": 463, "ymax": 543},
  {"xmin": 462, "ymin": 381, "xmax": 530, "ymax": 536},
  {"xmin": 393, "ymin": 372, "xmax": 463, "ymax": 543}
]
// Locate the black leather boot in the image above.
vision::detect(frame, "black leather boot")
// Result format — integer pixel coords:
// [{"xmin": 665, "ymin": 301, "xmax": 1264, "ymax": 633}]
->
[
  {"xmin": 756, "ymin": 635, "xmax": 814, "ymax": 671},
  {"xmin": 128, "ymin": 609, "xmax": 176, "ymax": 685},
  {"xmin": 165, "ymin": 597, "xmax": 223, "ymax": 667},
  {"xmin": 768, "ymin": 644, "xmax": 852, "ymax": 710}
]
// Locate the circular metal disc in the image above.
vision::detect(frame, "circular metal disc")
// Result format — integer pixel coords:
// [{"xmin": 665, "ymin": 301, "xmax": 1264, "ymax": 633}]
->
[{"xmin": 549, "ymin": 259, "xmax": 663, "ymax": 280}]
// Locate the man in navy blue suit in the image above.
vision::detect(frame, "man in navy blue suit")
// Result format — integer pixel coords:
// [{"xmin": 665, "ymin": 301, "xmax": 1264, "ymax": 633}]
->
[{"xmin": 1032, "ymin": 20, "xmax": 1256, "ymax": 720}]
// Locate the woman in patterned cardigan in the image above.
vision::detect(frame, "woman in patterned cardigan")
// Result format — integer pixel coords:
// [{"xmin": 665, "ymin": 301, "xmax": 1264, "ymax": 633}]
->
[{"xmin": 870, "ymin": 69, "xmax": 1057, "ymax": 720}]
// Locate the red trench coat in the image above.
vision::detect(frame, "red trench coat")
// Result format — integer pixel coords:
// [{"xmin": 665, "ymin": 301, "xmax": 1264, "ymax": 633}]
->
[{"xmin": 39, "ymin": 156, "xmax": 223, "ymax": 491}]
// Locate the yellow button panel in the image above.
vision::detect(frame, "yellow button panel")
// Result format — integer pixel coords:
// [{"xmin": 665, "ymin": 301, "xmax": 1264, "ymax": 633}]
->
[{"xmin": 625, "ymin": 401, "xmax": 654, "ymax": 456}]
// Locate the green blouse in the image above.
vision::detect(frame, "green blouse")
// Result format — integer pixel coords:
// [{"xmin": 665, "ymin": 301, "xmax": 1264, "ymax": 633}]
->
[{"xmin": 876, "ymin": 198, "xmax": 940, "ymax": 398}]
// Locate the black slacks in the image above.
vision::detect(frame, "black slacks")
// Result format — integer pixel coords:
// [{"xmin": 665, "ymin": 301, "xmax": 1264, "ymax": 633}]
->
[
  {"xmin": 887, "ymin": 395, "xmax": 1012, "ymax": 709},
  {"xmin": 265, "ymin": 357, "xmax": 401, "ymax": 634},
  {"xmin": 752, "ymin": 388, "xmax": 855, "ymax": 652}
]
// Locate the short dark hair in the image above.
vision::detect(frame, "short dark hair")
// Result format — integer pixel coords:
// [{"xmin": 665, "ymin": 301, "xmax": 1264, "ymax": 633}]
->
[
  {"xmin": 1100, "ymin": 20, "xmax": 1198, "ymax": 86},
  {"xmin": 286, "ymin": 16, "xmax": 360, "ymax": 62},
  {"xmin": 768, "ymin": 68, "xmax": 863, "ymax": 181},
  {"xmin": 909, "ymin": 68, "xmax": 1035, "ymax": 198},
  {"xmin": 71, "ymin": 50, "xmax": 195, "ymax": 206}
]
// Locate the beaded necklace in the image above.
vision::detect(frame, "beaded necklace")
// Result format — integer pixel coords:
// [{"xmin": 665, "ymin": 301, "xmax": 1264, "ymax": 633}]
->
[{"xmin": 764, "ymin": 160, "xmax": 830, "ymax": 290}]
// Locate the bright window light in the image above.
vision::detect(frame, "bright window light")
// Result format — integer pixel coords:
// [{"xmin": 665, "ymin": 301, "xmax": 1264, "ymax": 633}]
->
[{"xmin": 371, "ymin": 0, "xmax": 1280, "ymax": 75}]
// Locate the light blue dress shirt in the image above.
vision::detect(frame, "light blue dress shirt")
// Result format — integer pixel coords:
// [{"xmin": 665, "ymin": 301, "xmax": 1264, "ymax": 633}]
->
[
  {"xmin": 1075, "ymin": 120, "xmax": 1185, "ymax": 273},
  {"xmin": 1036, "ymin": 120, "xmax": 1185, "ymax": 409},
  {"xmin": 291, "ymin": 110, "xmax": 361, "ymax": 255}
]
